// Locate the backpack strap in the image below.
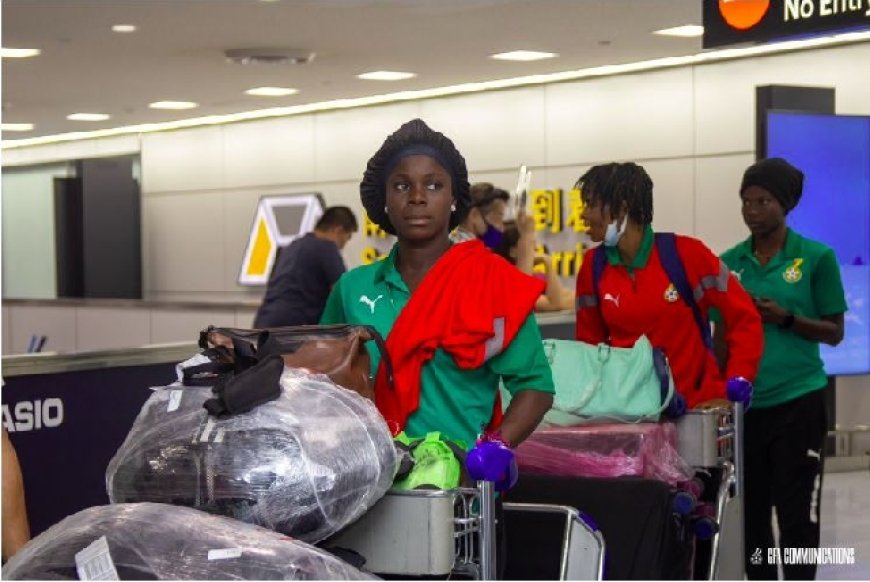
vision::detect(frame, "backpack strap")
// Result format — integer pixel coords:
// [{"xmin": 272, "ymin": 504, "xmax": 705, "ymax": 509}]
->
[{"xmin": 654, "ymin": 233, "xmax": 713, "ymax": 352}]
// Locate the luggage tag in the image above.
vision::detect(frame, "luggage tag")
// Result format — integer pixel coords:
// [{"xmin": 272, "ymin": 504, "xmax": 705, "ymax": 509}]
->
[{"xmin": 75, "ymin": 536, "xmax": 120, "ymax": 580}]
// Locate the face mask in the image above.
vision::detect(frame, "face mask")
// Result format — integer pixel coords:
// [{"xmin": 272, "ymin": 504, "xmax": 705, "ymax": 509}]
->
[
  {"xmin": 480, "ymin": 222, "xmax": 504, "ymax": 250},
  {"xmin": 603, "ymin": 215, "xmax": 627, "ymax": 247}
]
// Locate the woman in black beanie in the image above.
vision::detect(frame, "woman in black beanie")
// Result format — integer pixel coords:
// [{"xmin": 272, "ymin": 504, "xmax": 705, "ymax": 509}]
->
[{"xmin": 716, "ymin": 157, "xmax": 847, "ymax": 580}]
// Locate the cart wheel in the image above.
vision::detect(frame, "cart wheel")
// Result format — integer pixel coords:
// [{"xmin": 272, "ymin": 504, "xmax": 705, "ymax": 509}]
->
[
  {"xmin": 672, "ymin": 490, "xmax": 696, "ymax": 515},
  {"xmin": 693, "ymin": 516, "xmax": 719, "ymax": 540}
]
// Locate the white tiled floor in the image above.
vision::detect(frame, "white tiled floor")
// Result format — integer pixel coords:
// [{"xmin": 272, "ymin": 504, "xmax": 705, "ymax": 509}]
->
[{"xmin": 817, "ymin": 470, "xmax": 870, "ymax": 580}]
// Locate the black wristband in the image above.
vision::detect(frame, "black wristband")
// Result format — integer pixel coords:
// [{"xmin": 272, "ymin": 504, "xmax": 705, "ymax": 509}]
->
[{"xmin": 778, "ymin": 313, "xmax": 795, "ymax": 329}]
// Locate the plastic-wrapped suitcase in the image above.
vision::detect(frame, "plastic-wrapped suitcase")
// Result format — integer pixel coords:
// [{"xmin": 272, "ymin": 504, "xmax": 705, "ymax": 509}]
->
[
  {"xmin": 2, "ymin": 503, "xmax": 376, "ymax": 580},
  {"xmin": 107, "ymin": 366, "xmax": 397, "ymax": 543}
]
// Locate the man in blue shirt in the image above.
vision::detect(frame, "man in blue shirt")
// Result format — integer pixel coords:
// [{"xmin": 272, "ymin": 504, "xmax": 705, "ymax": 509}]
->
[{"xmin": 254, "ymin": 206, "xmax": 357, "ymax": 327}]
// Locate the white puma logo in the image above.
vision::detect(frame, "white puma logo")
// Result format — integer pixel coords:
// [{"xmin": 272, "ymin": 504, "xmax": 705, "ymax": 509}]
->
[
  {"xmin": 603, "ymin": 293, "xmax": 620, "ymax": 308},
  {"xmin": 359, "ymin": 294, "xmax": 384, "ymax": 314}
]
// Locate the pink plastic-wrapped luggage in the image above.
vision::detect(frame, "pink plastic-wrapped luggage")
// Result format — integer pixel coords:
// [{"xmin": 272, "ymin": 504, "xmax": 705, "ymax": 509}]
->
[{"xmin": 515, "ymin": 422, "xmax": 693, "ymax": 486}]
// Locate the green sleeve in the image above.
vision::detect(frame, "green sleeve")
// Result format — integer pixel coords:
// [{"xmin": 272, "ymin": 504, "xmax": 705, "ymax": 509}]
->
[
  {"xmin": 319, "ymin": 277, "xmax": 347, "ymax": 324},
  {"xmin": 488, "ymin": 314, "xmax": 555, "ymax": 396},
  {"xmin": 813, "ymin": 248, "xmax": 848, "ymax": 316}
]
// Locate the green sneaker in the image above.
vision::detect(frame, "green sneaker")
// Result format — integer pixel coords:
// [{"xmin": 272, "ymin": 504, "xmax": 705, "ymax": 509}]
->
[{"xmin": 392, "ymin": 431, "xmax": 465, "ymax": 491}]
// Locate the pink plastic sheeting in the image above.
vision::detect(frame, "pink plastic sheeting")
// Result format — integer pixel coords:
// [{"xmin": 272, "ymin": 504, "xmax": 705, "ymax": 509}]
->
[{"xmin": 515, "ymin": 422, "xmax": 693, "ymax": 486}]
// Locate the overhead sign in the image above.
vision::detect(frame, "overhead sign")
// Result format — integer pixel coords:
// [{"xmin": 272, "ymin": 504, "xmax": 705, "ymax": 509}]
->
[
  {"xmin": 703, "ymin": 0, "xmax": 870, "ymax": 48},
  {"xmin": 237, "ymin": 194, "xmax": 324, "ymax": 286}
]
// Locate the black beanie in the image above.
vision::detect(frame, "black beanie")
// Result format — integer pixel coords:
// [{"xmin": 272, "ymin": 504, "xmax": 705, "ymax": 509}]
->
[
  {"xmin": 740, "ymin": 157, "xmax": 804, "ymax": 213},
  {"xmin": 360, "ymin": 119, "xmax": 470, "ymax": 235}
]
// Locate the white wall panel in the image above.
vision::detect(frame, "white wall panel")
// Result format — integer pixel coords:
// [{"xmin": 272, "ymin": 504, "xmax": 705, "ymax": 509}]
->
[
  {"xmin": 150, "ymin": 309, "xmax": 236, "ymax": 344},
  {"xmin": 141, "ymin": 126, "xmax": 224, "ymax": 193},
  {"xmin": 694, "ymin": 154, "xmax": 755, "ymax": 254},
  {"xmin": 693, "ymin": 44, "xmax": 870, "ymax": 157},
  {"xmin": 421, "ymin": 87, "xmax": 547, "ymax": 172},
  {"xmin": 545, "ymin": 67, "xmax": 694, "ymax": 167},
  {"xmin": 313, "ymin": 102, "xmax": 421, "ymax": 182},
  {"xmin": 223, "ymin": 116, "xmax": 316, "ymax": 188},
  {"xmin": 644, "ymin": 158, "xmax": 696, "ymax": 237},
  {"xmin": 75, "ymin": 307, "xmax": 150, "ymax": 351},
  {"xmin": 9, "ymin": 306, "xmax": 77, "ymax": 354},
  {"xmin": 2, "ymin": 306, "xmax": 10, "ymax": 354},
  {"xmin": 142, "ymin": 192, "xmax": 226, "ymax": 293},
  {"xmin": 235, "ymin": 308, "xmax": 258, "ymax": 328},
  {"xmin": 837, "ymin": 376, "xmax": 870, "ymax": 434}
]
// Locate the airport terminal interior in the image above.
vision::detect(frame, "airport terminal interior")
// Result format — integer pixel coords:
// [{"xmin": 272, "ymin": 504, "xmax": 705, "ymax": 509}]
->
[{"xmin": 1, "ymin": 1, "xmax": 869, "ymax": 580}]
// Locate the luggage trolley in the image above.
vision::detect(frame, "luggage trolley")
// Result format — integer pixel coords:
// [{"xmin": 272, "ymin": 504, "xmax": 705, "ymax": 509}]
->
[
  {"xmin": 328, "ymin": 479, "xmax": 605, "ymax": 580},
  {"xmin": 675, "ymin": 403, "xmax": 745, "ymax": 580}
]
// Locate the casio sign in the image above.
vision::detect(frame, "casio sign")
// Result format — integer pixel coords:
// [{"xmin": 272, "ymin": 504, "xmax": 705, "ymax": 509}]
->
[{"xmin": 2, "ymin": 398, "xmax": 64, "ymax": 432}]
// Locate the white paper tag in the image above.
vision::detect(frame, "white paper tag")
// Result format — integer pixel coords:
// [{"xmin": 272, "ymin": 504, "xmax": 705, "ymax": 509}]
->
[
  {"xmin": 208, "ymin": 548, "xmax": 243, "ymax": 561},
  {"xmin": 167, "ymin": 390, "xmax": 183, "ymax": 412},
  {"xmin": 75, "ymin": 536, "xmax": 120, "ymax": 580}
]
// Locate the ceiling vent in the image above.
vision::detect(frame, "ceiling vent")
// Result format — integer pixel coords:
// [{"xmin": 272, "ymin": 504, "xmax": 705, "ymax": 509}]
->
[{"xmin": 224, "ymin": 48, "xmax": 315, "ymax": 65}]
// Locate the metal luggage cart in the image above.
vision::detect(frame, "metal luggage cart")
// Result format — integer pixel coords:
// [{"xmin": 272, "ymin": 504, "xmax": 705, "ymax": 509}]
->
[
  {"xmin": 675, "ymin": 403, "xmax": 745, "ymax": 581},
  {"xmin": 327, "ymin": 479, "xmax": 605, "ymax": 580}
]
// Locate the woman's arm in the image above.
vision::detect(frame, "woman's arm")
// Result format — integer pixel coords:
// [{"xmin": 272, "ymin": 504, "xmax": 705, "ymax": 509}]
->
[
  {"xmin": 2, "ymin": 430, "xmax": 30, "ymax": 560},
  {"xmin": 499, "ymin": 390, "xmax": 554, "ymax": 446},
  {"xmin": 754, "ymin": 298, "xmax": 844, "ymax": 346}
]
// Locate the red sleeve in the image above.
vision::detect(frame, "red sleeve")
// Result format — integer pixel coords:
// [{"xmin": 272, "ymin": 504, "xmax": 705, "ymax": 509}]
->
[
  {"xmin": 575, "ymin": 247, "xmax": 608, "ymax": 344},
  {"xmin": 676, "ymin": 236, "xmax": 763, "ymax": 383}
]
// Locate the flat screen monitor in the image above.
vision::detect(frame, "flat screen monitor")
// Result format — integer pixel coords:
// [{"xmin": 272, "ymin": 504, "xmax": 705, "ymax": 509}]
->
[{"xmin": 765, "ymin": 111, "xmax": 870, "ymax": 375}]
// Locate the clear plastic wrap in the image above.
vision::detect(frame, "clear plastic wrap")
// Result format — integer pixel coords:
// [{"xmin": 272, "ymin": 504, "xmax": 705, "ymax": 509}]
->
[
  {"xmin": 515, "ymin": 422, "xmax": 693, "ymax": 486},
  {"xmin": 2, "ymin": 502, "xmax": 377, "ymax": 580},
  {"xmin": 107, "ymin": 367, "xmax": 397, "ymax": 543}
]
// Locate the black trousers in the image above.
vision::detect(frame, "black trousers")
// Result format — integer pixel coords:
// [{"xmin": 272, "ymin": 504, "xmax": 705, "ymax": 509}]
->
[{"xmin": 744, "ymin": 388, "xmax": 828, "ymax": 580}]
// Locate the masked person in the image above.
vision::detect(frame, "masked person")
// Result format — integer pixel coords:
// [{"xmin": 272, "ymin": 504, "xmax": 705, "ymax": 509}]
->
[
  {"xmin": 573, "ymin": 162, "xmax": 763, "ymax": 410},
  {"xmin": 714, "ymin": 158, "xmax": 846, "ymax": 581},
  {"xmin": 450, "ymin": 182, "xmax": 509, "ymax": 249}
]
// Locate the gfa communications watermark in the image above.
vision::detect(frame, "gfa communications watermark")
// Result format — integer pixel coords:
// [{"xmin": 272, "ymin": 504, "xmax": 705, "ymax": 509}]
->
[{"xmin": 750, "ymin": 547, "xmax": 856, "ymax": 566}]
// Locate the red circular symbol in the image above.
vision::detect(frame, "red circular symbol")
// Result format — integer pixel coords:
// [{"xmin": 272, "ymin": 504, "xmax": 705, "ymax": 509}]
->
[{"xmin": 718, "ymin": 0, "xmax": 771, "ymax": 30}]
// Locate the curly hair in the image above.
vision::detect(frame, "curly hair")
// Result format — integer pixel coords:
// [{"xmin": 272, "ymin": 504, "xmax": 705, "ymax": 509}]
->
[
  {"xmin": 574, "ymin": 162, "xmax": 654, "ymax": 225},
  {"xmin": 360, "ymin": 119, "xmax": 470, "ymax": 235}
]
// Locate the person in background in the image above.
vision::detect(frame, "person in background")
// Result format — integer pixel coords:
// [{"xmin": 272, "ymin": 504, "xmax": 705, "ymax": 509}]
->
[
  {"xmin": 254, "ymin": 206, "xmax": 358, "ymax": 328},
  {"xmin": 449, "ymin": 182, "xmax": 510, "ymax": 248},
  {"xmin": 573, "ymin": 162, "xmax": 763, "ymax": 410},
  {"xmin": 715, "ymin": 157, "xmax": 847, "ymax": 581},
  {"xmin": 494, "ymin": 213, "xmax": 575, "ymax": 312},
  {"xmin": 2, "ymin": 429, "xmax": 30, "ymax": 561}
]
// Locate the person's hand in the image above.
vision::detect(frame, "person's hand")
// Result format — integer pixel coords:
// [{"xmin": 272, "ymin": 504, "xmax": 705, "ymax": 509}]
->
[
  {"xmin": 753, "ymin": 296, "xmax": 790, "ymax": 326},
  {"xmin": 726, "ymin": 376, "xmax": 753, "ymax": 409},
  {"xmin": 465, "ymin": 433, "xmax": 518, "ymax": 492},
  {"xmin": 517, "ymin": 210, "xmax": 536, "ymax": 240}
]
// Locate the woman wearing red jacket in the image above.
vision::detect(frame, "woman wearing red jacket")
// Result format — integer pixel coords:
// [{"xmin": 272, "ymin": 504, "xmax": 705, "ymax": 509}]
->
[{"xmin": 574, "ymin": 162, "xmax": 762, "ymax": 409}]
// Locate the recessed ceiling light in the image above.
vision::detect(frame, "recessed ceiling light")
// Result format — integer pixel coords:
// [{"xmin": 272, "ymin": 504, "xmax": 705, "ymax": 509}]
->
[
  {"xmin": 0, "ymin": 47, "xmax": 41, "ymax": 58},
  {"xmin": 245, "ymin": 86, "xmax": 299, "ymax": 97},
  {"xmin": 149, "ymin": 101, "xmax": 199, "ymax": 110},
  {"xmin": 112, "ymin": 24, "xmax": 137, "ymax": 33},
  {"xmin": 654, "ymin": 25, "xmax": 705, "ymax": 38},
  {"xmin": 357, "ymin": 71, "xmax": 416, "ymax": 81},
  {"xmin": 67, "ymin": 113, "xmax": 111, "ymax": 121},
  {"xmin": 491, "ymin": 50, "xmax": 558, "ymax": 61},
  {"xmin": 1, "ymin": 123, "xmax": 34, "ymax": 132}
]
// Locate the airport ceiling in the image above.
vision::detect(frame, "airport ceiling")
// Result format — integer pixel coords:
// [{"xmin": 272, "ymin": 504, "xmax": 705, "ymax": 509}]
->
[{"xmin": 1, "ymin": 0, "xmax": 703, "ymax": 141}]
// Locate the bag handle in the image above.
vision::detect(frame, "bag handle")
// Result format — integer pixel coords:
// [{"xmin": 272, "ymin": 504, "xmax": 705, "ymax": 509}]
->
[
  {"xmin": 544, "ymin": 339, "xmax": 606, "ymax": 411},
  {"xmin": 195, "ymin": 324, "xmax": 395, "ymax": 391}
]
